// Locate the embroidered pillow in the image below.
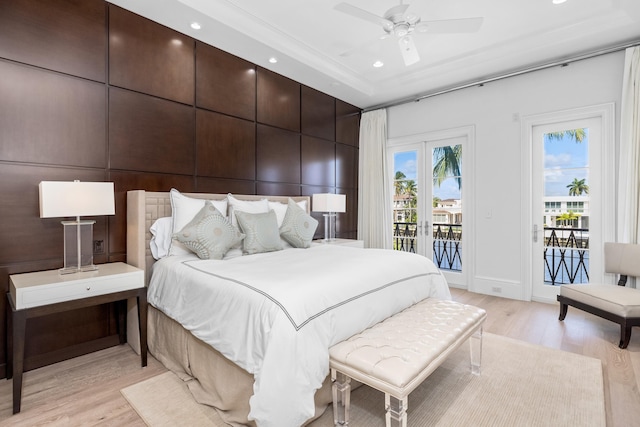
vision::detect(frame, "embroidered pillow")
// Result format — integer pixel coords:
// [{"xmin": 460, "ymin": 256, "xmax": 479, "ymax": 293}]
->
[
  {"xmin": 280, "ymin": 198, "xmax": 318, "ymax": 248},
  {"xmin": 172, "ymin": 201, "xmax": 244, "ymax": 260},
  {"xmin": 169, "ymin": 188, "xmax": 228, "ymax": 256},
  {"xmin": 235, "ymin": 210, "xmax": 283, "ymax": 255}
]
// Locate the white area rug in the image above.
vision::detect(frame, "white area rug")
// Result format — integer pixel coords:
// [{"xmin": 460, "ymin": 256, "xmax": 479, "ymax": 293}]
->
[{"xmin": 121, "ymin": 333, "xmax": 606, "ymax": 426}]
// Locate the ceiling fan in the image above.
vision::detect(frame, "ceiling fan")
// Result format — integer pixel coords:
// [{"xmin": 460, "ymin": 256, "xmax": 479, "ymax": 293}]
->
[{"xmin": 334, "ymin": 1, "xmax": 483, "ymax": 66}]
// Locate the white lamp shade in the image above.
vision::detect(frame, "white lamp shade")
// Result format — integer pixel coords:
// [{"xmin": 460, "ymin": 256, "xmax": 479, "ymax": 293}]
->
[
  {"xmin": 39, "ymin": 181, "xmax": 115, "ymax": 218},
  {"xmin": 312, "ymin": 193, "xmax": 346, "ymax": 213}
]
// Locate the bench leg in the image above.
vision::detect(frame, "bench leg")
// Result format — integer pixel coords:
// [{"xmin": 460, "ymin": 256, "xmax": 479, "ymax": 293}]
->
[
  {"xmin": 385, "ymin": 394, "xmax": 408, "ymax": 427},
  {"xmin": 331, "ymin": 369, "xmax": 351, "ymax": 426},
  {"xmin": 470, "ymin": 327, "xmax": 483, "ymax": 375}
]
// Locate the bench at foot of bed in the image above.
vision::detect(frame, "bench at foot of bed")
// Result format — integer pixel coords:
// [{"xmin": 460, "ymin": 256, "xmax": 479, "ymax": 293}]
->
[{"xmin": 329, "ymin": 298, "xmax": 487, "ymax": 427}]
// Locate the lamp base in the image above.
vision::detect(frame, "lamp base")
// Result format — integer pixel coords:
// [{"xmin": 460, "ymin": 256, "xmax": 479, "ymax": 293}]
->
[
  {"xmin": 61, "ymin": 219, "xmax": 97, "ymax": 275},
  {"xmin": 323, "ymin": 212, "xmax": 337, "ymax": 241},
  {"xmin": 59, "ymin": 264, "xmax": 99, "ymax": 275}
]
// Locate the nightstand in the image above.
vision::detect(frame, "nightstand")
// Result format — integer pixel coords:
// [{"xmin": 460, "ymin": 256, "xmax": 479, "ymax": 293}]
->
[
  {"xmin": 6, "ymin": 262, "xmax": 147, "ymax": 414},
  {"xmin": 313, "ymin": 238, "xmax": 365, "ymax": 248}
]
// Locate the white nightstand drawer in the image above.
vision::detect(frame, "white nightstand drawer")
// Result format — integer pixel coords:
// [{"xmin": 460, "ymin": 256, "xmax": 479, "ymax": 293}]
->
[{"xmin": 10, "ymin": 262, "xmax": 143, "ymax": 310}]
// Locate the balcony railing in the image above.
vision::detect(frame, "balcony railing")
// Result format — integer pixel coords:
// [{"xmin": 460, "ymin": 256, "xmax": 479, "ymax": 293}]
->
[
  {"xmin": 544, "ymin": 227, "xmax": 589, "ymax": 285},
  {"xmin": 393, "ymin": 222, "xmax": 462, "ymax": 271},
  {"xmin": 392, "ymin": 223, "xmax": 590, "ymax": 282}
]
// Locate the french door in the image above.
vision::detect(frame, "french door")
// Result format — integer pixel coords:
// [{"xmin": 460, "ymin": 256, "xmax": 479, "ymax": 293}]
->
[
  {"xmin": 526, "ymin": 104, "xmax": 615, "ymax": 302},
  {"xmin": 388, "ymin": 129, "xmax": 470, "ymax": 288}
]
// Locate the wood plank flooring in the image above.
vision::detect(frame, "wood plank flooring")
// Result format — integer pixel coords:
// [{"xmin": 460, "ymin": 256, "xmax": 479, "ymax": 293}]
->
[{"xmin": 1, "ymin": 287, "xmax": 638, "ymax": 426}]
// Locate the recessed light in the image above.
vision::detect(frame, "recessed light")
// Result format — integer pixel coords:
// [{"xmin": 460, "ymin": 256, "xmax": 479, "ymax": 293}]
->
[
  {"xmin": 552, "ymin": 0, "xmax": 567, "ymax": 4},
  {"xmin": 373, "ymin": 60, "xmax": 384, "ymax": 68},
  {"xmin": 269, "ymin": 57, "xmax": 278, "ymax": 64},
  {"xmin": 190, "ymin": 22, "xmax": 201, "ymax": 30}
]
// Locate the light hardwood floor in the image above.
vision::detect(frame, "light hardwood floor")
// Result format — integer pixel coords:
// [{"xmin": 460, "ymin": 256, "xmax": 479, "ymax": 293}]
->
[{"xmin": 1, "ymin": 287, "xmax": 638, "ymax": 426}]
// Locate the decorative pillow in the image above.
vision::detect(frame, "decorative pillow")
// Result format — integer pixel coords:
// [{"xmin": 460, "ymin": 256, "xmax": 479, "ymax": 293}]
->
[
  {"xmin": 268, "ymin": 200, "xmax": 308, "ymax": 227},
  {"xmin": 169, "ymin": 189, "xmax": 228, "ymax": 256},
  {"xmin": 235, "ymin": 210, "xmax": 283, "ymax": 255},
  {"xmin": 280, "ymin": 198, "xmax": 318, "ymax": 248},
  {"xmin": 172, "ymin": 201, "xmax": 244, "ymax": 260},
  {"xmin": 150, "ymin": 216, "xmax": 172, "ymax": 260},
  {"xmin": 227, "ymin": 194, "xmax": 269, "ymax": 227}
]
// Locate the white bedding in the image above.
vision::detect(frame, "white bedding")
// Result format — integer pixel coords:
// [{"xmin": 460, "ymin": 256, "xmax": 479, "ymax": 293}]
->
[{"xmin": 148, "ymin": 245, "xmax": 451, "ymax": 427}]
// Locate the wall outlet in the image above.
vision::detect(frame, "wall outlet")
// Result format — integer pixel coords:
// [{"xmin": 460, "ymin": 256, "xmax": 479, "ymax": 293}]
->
[
  {"xmin": 491, "ymin": 286, "xmax": 502, "ymax": 293},
  {"xmin": 93, "ymin": 240, "xmax": 104, "ymax": 254}
]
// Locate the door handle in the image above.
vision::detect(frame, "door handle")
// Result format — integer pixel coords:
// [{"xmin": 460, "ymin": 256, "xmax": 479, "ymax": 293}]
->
[
  {"xmin": 417, "ymin": 222, "xmax": 422, "ymax": 236},
  {"xmin": 533, "ymin": 224, "xmax": 538, "ymax": 243}
]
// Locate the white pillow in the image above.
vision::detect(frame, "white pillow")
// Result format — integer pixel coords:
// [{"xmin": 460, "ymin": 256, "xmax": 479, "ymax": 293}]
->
[
  {"xmin": 169, "ymin": 189, "xmax": 228, "ymax": 256},
  {"xmin": 150, "ymin": 217, "xmax": 172, "ymax": 260},
  {"xmin": 268, "ymin": 200, "xmax": 308, "ymax": 227},
  {"xmin": 227, "ymin": 193, "xmax": 269, "ymax": 227}
]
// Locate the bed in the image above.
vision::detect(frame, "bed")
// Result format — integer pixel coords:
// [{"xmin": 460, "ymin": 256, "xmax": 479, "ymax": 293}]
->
[{"xmin": 125, "ymin": 190, "xmax": 451, "ymax": 427}]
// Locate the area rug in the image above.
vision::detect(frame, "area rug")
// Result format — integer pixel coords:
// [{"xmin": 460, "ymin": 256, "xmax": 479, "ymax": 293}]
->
[{"xmin": 121, "ymin": 333, "xmax": 606, "ymax": 426}]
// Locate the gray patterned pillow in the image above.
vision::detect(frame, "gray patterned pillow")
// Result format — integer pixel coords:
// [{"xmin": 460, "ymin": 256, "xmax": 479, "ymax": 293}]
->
[
  {"xmin": 235, "ymin": 210, "xmax": 283, "ymax": 255},
  {"xmin": 172, "ymin": 201, "xmax": 244, "ymax": 260},
  {"xmin": 280, "ymin": 198, "xmax": 318, "ymax": 248}
]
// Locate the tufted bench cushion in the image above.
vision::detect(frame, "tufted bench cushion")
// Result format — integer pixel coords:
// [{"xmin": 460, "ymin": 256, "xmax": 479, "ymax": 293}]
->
[{"xmin": 329, "ymin": 298, "xmax": 486, "ymax": 427}]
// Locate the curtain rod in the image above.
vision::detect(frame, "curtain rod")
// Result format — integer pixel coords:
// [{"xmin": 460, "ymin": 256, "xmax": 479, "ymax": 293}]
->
[{"xmin": 364, "ymin": 39, "xmax": 640, "ymax": 112}]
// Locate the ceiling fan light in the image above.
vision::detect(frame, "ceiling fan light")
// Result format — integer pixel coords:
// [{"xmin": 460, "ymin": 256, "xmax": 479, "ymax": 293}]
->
[{"xmin": 394, "ymin": 23, "xmax": 410, "ymax": 37}]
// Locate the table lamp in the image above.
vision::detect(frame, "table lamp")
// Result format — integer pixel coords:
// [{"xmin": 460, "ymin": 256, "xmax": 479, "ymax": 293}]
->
[
  {"xmin": 39, "ymin": 180, "xmax": 115, "ymax": 274},
  {"xmin": 312, "ymin": 193, "xmax": 346, "ymax": 242}
]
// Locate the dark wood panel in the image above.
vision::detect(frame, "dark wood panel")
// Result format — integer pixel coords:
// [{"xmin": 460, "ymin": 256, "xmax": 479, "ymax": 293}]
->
[
  {"xmin": 196, "ymin": 41, "xmax": 256, "ymax": 121},
  {"xmin": 336, "ymin": 143, "xmax": 358, "ymax": 189},
  {"xmin": 256, "ymin": 125, "xmax": 300, "ymax": 184},
  {"xmin": 257, "ymin": 182, "xmax": 301, "ymax": 196},
  {"xmin": 109, "ymin": 88, "xmax": 195, "ymax": 175},
  {"xmin": 0, "ymin": 164, "xmax": 107, "ymax": 266},
  {"xmin": 257, "ymin": 67, "xmax": 300, "ymax": 132},
  {"xmin": 0, "ymin": 0, "xmax": 106, "ymax": 82},
  {"xmin": 196, "ymin": 109, "xmax": 255, "ymax": 180},
  {"xmin": 336, "ymin": 100, "xmax": 361, "ymax": 147},
  {"xmin": 0, "ymin": 61, "xmax": 106, "ymax": 168},
  {"xmin": 336, "ymin": 187, "xmax": 358, "ymax": 238},
  {"xmin": 109, "ymin": 5, "xmax": 194, "ymax": 105},
  {"xmin": 301, "ymin": 86, "xmax": 335, "ymax": 140},
  {"xmin": 197, "ymin": 177, "xmax": 255, "ymax": 195},
  {"xmin": 301, "ymin": 136, "xmax": 335, "ymax": 187},
  {"xmin": 108, "ymin": 171, "xmax": 195, "ymax": 255}
]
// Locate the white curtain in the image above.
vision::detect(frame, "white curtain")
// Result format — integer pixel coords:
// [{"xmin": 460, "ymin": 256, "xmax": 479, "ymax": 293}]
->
[
  {"xmin": 617, "ymin": 46, "xmax": 640, "ymax": 247},
  {"xmin": 357, "ymin": 109, "xmax": 392, "ymax": 249}
]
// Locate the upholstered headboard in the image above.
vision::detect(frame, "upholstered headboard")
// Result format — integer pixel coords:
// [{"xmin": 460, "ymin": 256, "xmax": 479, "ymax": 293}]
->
[
  {"xmin": 126, "ymin": 190, "xmax": 311, "ymax": 285},
  {"xmin": 125, "ymin": 190, "xmax": 311, "ymax": 354}
]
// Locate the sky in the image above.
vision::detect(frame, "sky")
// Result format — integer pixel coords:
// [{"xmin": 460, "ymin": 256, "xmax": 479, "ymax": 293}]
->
[
  {"xmin": 394, "ymin": 128, "xmax": 589, "ymax": 201},
  {"xmin": 543, "ymin": 129, "xmax": 589, "ymax": 197},
  {"xmin": 394, "ymin": 149, "xmax": 461, "ymax": 200}
]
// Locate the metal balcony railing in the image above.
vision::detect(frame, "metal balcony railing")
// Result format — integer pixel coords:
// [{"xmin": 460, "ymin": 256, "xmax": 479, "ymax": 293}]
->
[
  {"xmin": 544, "ymin": 227, "xmax": 589, "ymax": 285},
  {"xmin": 393, "ymin": 222, "xmax": 462, "ymax": 271}
]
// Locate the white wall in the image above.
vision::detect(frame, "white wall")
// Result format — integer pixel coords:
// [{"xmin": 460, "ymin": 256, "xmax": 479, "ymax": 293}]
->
[{"xmin": 386, "ymin": 51, "xmax": 625, "ymax": 300}]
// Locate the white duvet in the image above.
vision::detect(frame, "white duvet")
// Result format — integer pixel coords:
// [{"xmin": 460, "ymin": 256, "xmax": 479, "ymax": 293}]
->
[{"xmin": 148, "ymin": 245, "xmax": 451, "ymax": 427}]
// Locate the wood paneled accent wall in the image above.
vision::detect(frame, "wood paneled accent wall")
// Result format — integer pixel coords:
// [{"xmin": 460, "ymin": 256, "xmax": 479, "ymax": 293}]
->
[{"xmin": 0, "ymin": 0, "xmax": 361, "ymax": 378}]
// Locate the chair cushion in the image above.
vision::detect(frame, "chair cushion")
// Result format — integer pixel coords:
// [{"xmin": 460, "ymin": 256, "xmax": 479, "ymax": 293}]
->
[{"xmin": 560, "ymin": 285, "xmax": 640, "ymax": 318}]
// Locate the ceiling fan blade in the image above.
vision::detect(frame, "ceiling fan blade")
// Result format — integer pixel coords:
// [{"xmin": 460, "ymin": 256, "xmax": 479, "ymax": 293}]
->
[
  {"xmin": 416, "ymin": 17, "xmax": 484, "ymax": 34},
  {"xmin": 334, "ymin": 2, "xmax": 392, "ymax": 27},
  {"xmin": 383, "ymin": 3, "xmax": 410, "ymax": 19},
  {"xmin": 398, "ymin": 35, "xmax": 420, "ymax": 66}
]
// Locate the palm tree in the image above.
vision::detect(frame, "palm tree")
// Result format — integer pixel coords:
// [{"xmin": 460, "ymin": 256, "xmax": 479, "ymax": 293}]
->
[
  {"xmin": 394, "ymin": 171, "xmax": 406, "ymax": 196},
  {"xmin": 556, "ymin": 211, "xmax": 581, "ymax": 227},
  {"xmin": 547, "ymin": 129, "xmax": 587, "ymax": 143},
  {"xmin": 433, "ymin": 145, "xmax": 462, "ymax": 189},
  {"xmin": 567, "ymin": 178, "xmax": 589, "ymax": 196}
]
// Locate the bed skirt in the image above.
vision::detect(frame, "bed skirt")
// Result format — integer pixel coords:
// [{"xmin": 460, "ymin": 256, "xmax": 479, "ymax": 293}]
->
[{"xmin": 147, "ymin": 306, "xmax": 333, "ymax": 426}]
